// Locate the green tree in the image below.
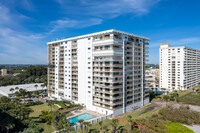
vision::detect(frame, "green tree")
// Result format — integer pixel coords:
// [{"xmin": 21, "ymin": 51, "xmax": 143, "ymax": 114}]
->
[
  {"xmin": 98, "ymin": 121, "xmax": 103, "ymax": 133},
  {"xmin": 127, "ymin": 115, "xmax": 133, "ymax": 131},
  {"xmin": 103, "ymin": 125, "xmax": 109, "ymax": 133},
  {"xmin": 41, "ymin": 84, "xmax": 45, "ymax": 93},
  {"xmin": 47, "ymin": 101, "xmax": 54, "ymax": 112},
  {"xmin": 34, "ymin": 91, "xmax": 41, "ymax": 101},
  {"xmin": 27, "ymin": 92, "xmax": 32, "ymax": 100},
  {"xmin": 39, "ymin": 110, "xmax": 52, "ymax": 125},
  {"xmin": 83, "ymin": 122, "xmax": 91, "ymax": 133},
  {"xmin": 170, "ymin": 92, "xmax": 179, "ymax": 102},
  {"xmin": 78, "ymin": 119, "xmax": 84, "ymax": 132},
  {"xmin": 34, "ymin": 84, "xmax": 38, "ymax": 91},
  {"xmin": 15, "ymin": 87, "xmax": 19, "ymax": 91},
  {"xmin": 111, "ymin": 119, "xmax": 119, "ymax": 133},
  {"xmin": 52, "ymin": 111, "xmax": 66, "ymax": 130},
  {"xmin": 9, "ymin": 88, "xmax": 14, "ymax": 96},
  {"xmin": 64, "ymin": 121, "xmax": 71, "ymax": 133}
]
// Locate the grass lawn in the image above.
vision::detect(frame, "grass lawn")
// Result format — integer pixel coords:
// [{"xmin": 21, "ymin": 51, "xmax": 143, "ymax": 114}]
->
[
  {"xmin": 163, "ymin": 121, "xmax": 194, "ymax": 133},
  {"xmin": 177, "ymin": 92, "xmax": 200, "ymax": 106},
  {"xmin": 122, "ymin": 103, "xmax": 159, "ymax": 119},
  {"xmin": 29, "ymin": 103, "xmax": 58, "ymax": 117},
  {"xmin": 29, "ymin": 103, "xmax": 59, "ymax": 133}
]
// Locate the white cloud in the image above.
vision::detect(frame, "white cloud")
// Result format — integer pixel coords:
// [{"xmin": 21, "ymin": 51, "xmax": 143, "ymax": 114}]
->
[
  {"xmin": 0, "ymin": 27, "xmax": 47, "ymax": 64},
  {"xmin": 50, "ymin": 18, "xmax": 103, "ymax": 32},
  {"xmin": 55, "ymin": 0, "xmax": 161, "ymax": 18},
  {"xmin": 0, "ymin": 5, "xmax": 46, "ymax": 64},
  {"xmin": 50, "ymin": 0, "xmax": 161, "ymax": 32}
]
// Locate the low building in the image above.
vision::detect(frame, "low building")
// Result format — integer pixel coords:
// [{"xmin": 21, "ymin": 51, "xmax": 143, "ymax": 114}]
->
[
  {"xmin": 145, "ymin": 69, "xmax": 160, "ymax": 90},
  {"xmin": 0, "ymin": 83, "xmax": 47, "ymax": 97}
]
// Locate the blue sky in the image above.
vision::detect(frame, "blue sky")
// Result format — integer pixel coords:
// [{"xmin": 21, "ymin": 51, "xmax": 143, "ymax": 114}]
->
[{"xmin": 0, "ymin": 0, "xmax": 200, "ymax": 64}]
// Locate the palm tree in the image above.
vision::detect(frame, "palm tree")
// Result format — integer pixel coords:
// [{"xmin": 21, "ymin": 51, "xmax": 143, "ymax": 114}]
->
[
  {"xmin": 41, "ymin": 84, "xmax": 45, "ymax": 93},
  {"xmin": 47, "ymin": 100, "xmax": 54, "ymax": 112},
  {"xmin": 51, "ymin": 111, "xmax": 66, "ymax": 130},
  {"xmin": 18, "ymin": 88, "xmax": 27, "ymax": 98},
  {"xmin": 98, "ymin": 121, "xmax": 103, "ymax": 133},
  {"xmin": 9, "ymin": 88, "xmax": 14, "ymax": 96},
  {"xmin": 27, "ymin": 92, "xmax": 32, "ymax": 100},
  {"xmin": 34, "ymin": 91, "xmax": 40, "ymax": 101},
  {"xmin": 39, "ymin": 110, "xmax": 52, "ymax": 124},
  {"xmin": 15, "ymin": 87, "xmax": 19, "ymax": 91},
  {"xmin": 78, "ymin": 119, "xmax": 84, "ymax": 132},
  {"xmin": 111, "ymin": 119, "xmax": 119, "ymax": 133},
  {"xmin": 116, "ymin": 125, "xmax": 124, "ymax": 133},
  {"xmin": 127, "ymin": 115, "xmax": 133, "ymax": 131},
  {"xmin": 64, "ymin": 121, "xmax": 71, "ymax": 133},
  {"xmin": 34, "ymin": 84, "xmax": 38, "ymax": 91},
  {"xmin": 103, "ymin": 125, "xmax": 109, "ymax": 133},
  {"xmin": 83, "ymin": 122, "xmax": 91, "ymax": 133}
]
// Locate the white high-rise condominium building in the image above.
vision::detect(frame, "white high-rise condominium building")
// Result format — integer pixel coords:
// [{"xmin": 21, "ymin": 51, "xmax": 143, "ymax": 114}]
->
[
  {"xmin": 47, "ymin": 29, "xmax": 150, "ymax": 116},
  {"xmin": 160, "ymin": 43, "xmax": 200, "ymax": 91}
]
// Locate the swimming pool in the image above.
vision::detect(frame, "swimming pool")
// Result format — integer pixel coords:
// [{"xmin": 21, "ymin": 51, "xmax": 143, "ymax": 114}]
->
[{"xmin": 67, "ymin": 113, "xmax": 95, "ymax": 124}]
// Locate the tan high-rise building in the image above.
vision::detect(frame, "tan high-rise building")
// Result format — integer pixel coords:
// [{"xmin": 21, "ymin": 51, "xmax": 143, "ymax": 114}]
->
[
  {"xmin": 160, "ymin": 43, "xmax": 200, "ymax": 91},
  {"xmin": 1, "ymin": 69, "xmax": 8, "ymax": 76},
  {"xmin": 47, "ymin": 29, "xmax": 150, "ymax": 116}
]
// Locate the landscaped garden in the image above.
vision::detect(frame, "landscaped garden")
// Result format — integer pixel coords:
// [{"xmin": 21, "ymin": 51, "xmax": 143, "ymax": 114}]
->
[
  {"xmin": 177, "ymin": 92, "xmax": 200, "ymax": 106},
  {"xmin": 28, "ymin": 100, "xmax": 82, "ymax": 133},
  {"xmin": 70, "ymin": 102, "xmax": 199, "ymax": 133}
]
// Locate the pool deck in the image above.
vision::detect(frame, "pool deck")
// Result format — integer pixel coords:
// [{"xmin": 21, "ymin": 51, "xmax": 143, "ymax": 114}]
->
[{"xmin": 67, "ymin": 109, "xmax": 106, "ymax": 123}]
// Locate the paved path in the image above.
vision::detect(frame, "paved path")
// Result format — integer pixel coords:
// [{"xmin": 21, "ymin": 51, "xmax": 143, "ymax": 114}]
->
[{"xmin": 183, "ymin": 124, "xmax": 200, "ymax": 133}]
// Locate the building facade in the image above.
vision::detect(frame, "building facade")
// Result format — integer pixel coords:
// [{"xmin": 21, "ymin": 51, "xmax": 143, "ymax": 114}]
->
[
  {"xmin": 145, "ymin": 69, "xmax": 159, "ymax": 90},
  {"xmin": 1, "ymin": 69, "xmax": 8, "ymax": 76},
  {"xmin": 159, "ymin": 43, "xmax": 200, "ymax": 91},
  {"xmin": 47, "ymin": 29, "xmax": 150, "ymax": 116}
]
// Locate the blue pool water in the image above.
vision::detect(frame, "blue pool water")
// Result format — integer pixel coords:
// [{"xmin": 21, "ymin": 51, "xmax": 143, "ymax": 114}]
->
[
  {"xmin": 68, "ymin": 113, "xmax": 94, "ymax": 124},
  {"xmin": 155, "ymin": 89, "xmax": 162, "ymax": 93}
]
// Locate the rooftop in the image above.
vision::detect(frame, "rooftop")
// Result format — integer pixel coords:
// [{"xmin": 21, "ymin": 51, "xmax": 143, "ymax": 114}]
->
[
  {"xmin": 47, "ymin": 29, "xmax": 150, "ymax": 44},
  {"xmin": 0, "ymin": 83, "xmax": 47, "ymax": 96}
]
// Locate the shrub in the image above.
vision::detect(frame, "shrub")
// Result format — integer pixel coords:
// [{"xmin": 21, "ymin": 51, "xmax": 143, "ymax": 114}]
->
[
  {"xmin": 158, "ymin": 106, "xmax": 200, "ymax": 125},
  {"xmin": 25, "ymin": 102, "xmax": 43, "ymax": 107}
]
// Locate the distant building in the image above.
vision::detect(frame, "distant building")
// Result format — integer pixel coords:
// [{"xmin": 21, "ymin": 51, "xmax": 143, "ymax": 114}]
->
[
  {"xmin": 47, "ymin": 29, "xmax": 150, "ymax": 116},
  {"xmin": 13, "ymin": 73, "xmax": 21, "ymax": 76},
  {"xmin": 1, "ymin": 69, "xmax": 8, "ymax": 76},
  {"xmin": 159, "ymin": 43, "xmax": 200, "ymax": 90},
  {"xmin": 145, "ymin": 69, "xmax": 159, "ymax": 90},
  {"xmin": 0, "ymin": 83, "xmax": 47, "ymax": 97}
]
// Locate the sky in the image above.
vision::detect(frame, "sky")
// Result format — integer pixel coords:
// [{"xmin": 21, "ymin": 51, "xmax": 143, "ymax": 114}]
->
[{"xmin": 0, "ymin": 0, "xmax": 200, "ymax": 64}]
